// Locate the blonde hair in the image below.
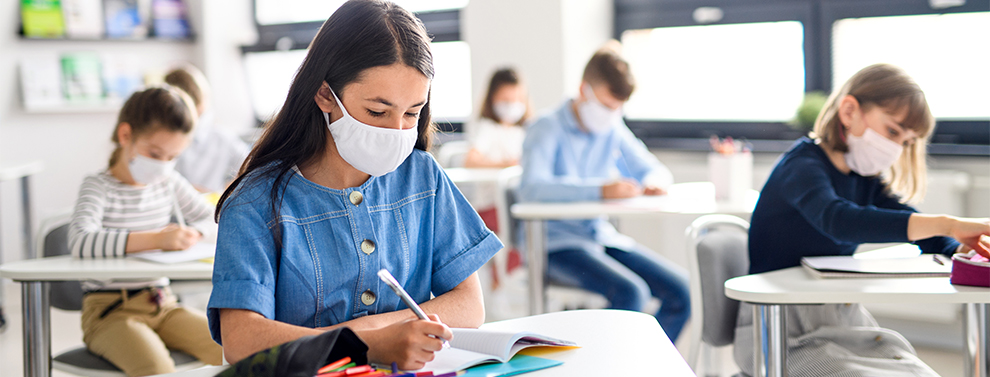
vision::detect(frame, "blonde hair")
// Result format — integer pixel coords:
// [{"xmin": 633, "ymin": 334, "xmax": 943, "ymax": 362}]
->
[
  {"xmin": 813, "ymin": 63, "xmax": 934, "ymax": 203},
  {"xmin": 163, "ymin": 64, "xmax": 210, "ymax": 113}
]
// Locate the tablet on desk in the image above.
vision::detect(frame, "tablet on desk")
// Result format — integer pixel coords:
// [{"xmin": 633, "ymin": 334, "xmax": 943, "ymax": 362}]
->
[{"xmin": 801, "ymin": 254, "xmax": 951, "ymax": 278}]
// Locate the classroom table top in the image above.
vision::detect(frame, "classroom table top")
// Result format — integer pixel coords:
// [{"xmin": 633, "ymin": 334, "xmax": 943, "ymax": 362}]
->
[
  {"xmin": 151, "ymin": 309, "xmax": 697, "ymax": 377},
  {"xmin": 724, "ymin": 266, "xmax": 990, "ymax": 305},
  {"xmin": 0, "ymin": 255, "xmax": 213, "ymax": 281},
  {"xmin": 511, "ymin": 181, "xmax": 758, "ymax": 219}
]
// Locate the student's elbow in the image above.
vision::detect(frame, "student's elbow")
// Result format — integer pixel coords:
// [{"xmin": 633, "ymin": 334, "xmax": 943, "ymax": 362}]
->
[{"xmin": 218, "ymin": 309, "xmax": 260, "ymax": 364}]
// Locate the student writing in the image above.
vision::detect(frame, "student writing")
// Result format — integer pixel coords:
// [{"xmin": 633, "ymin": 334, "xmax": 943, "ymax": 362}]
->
[
  {"xmin": 734, "ymin": 63, "xmax": 990, "ymax": 377},
  {"xmin": 517, "ymin": 42, "xmax": 691, "ymax": 343},
  {"xmin": 68, "ymin": 86, "xmax": 223, "ymax": 376},
  {"xmin": 206, "ymin": 0, "xmax": 502, "ymax": 370}
]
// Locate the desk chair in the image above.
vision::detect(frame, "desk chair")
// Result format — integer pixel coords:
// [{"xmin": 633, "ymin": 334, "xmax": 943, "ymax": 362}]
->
[
  {"xmin": 36, "ymin": 211, "xmax": 202, "ymax": 377},
  {"xmin": 685, "ymin": 214, "xmax": 750, "ymax": 377},
  {"xmin": 435, "ymin": 140, "xmax": 471, "ymax": 168}
]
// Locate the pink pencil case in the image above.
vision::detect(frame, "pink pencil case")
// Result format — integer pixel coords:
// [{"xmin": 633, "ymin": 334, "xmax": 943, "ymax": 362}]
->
[{"xmin": 950, "ymin": 251, "xmax": 990, "ymax": 288}]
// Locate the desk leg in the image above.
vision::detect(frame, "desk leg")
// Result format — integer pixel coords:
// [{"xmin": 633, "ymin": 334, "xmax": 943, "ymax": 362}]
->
[
  {"xmin": 963, "ymin": 303, "xmax": 988, "ymax": 377},
  {"xmin": 524, "ymin": 220, "xmax": 546, "ymax": 315},
  {"xmin": 752, "ymin": 304, "xmax": 787, "ymax": 377},
  {"xmin": 20, "ymin": 175, "xmax": 35, "ymax": 260},
  {"xmin": 22, "ymin": 282, "xmax": 50, "ymax": 377}
]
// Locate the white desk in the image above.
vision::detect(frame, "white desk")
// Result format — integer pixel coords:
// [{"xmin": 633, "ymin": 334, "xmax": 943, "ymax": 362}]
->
[
  {"xmin": 0, "ymin": 255, "xmax": 213, "ymax": 377},
  {"xmin": 511, "ymin": 182, "xmax": 757, "ymax": 315},
  {"xmin": 443, "ymin": 167, "xmax": 506, "ymax": 184},
  {"xmin": 724, "ymin": 266, "xmax": 990, "ymax": 377},
  {"xmin": 153, "ymin": 309, "xmax": 697, "ymax": 377}
]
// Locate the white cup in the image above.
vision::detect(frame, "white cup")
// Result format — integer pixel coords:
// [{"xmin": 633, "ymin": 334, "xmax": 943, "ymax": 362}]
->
[{"xmin": 709, "ymin": 152, "xmax": 752, "ymax": 202}]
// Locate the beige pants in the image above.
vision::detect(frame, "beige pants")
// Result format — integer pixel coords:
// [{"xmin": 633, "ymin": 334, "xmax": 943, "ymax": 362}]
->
[{"xmin": 81, "ymin": 287, "xmax": 223, "ymax": 376}]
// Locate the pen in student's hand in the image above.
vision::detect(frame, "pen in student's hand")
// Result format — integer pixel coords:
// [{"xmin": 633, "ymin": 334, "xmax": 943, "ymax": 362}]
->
[{"xmin": 377, "ymin": 269, "xmax": 450, "ymax": 348}]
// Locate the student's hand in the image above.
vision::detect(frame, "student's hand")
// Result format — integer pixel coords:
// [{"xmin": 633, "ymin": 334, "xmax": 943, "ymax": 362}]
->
[
  {"xmin": 602, "ymin": 179, "xmax": 642, "ymax": 199},
  {"xmin": 643, "ymin": 185, "xmax": 667, "ymax": 196},
  {"xmin": 362, "ymin": 314, "xmax": 453, "ymax": 370},
  {"xmin": 948, "ymin": 218, "xmax": 990, "ymax": 258},
  {"xmin": 157, "ymin": 224, "xmax": 202, "ymax": 251}
]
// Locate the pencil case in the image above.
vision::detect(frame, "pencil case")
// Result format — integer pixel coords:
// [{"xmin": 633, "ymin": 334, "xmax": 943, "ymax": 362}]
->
[{"xmin": 950, "ymin": 251, "xmax": 990, "ymax": 288}]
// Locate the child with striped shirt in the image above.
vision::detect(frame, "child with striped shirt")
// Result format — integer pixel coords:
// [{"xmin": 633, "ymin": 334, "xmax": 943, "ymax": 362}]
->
[{"xmin": 69, "ymin": 86, "xmax": 222, "ymax": 376}]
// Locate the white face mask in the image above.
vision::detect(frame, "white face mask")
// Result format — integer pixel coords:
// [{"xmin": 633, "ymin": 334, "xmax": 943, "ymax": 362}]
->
[
  {"xmin": 577, "ymin": 84, "xmax": 622, "ymax": 133},
  {"xmin": 492, "ymin": 101, "xmax": 526, "ymax": 125},
  {"xmin": 325, "ymin": 88, "xmax": 418, "ymax": 177},
  {"xmin": 844, "ymin": 127, "xmax": 903, "ymax": 176},
  {"xmin": 129, "ymin": 153, "xmax": 176, "ymax": 184}
]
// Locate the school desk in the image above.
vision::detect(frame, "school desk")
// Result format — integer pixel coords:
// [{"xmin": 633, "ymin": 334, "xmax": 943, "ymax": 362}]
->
[
  {"xmin": 0, "ymin": 255, "xmax": 213, "ymax": 377},
  {"xmin": 150, "ymin": 309, "xmax": 697, "ymax": 377},
  {"xmin": 724, "ymin": 266, "xmax": 990, "ymax": 377},
  {"xmin": 511, "ymin": 181, "xmax": 758, "ymax": 315},
  {"xmin": 442, "ymin": 167, "xmax": 506, "ymax": 184}
]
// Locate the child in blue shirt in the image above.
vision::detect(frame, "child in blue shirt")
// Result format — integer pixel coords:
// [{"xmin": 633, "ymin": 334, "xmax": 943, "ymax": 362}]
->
[
  {"xmin": 734, "ymin": 64, "xmax": 990, "ymax": 376},
  {"xmin": 518, "ymin": 43, "xmax": 690, "ymax": 342},
  {"xmin": 206, "ymin": 0, "xmax": 502, "ymax": 370}
]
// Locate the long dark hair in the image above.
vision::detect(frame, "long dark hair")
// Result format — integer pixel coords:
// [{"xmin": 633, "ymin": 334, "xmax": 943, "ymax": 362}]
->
[
  {"xmin": 478, "ymin": 67, "xmax": 531, "ymax": 126},
  {"xmin": 215, "ymin": 0, "xmax": 436, "ymax": 236}
]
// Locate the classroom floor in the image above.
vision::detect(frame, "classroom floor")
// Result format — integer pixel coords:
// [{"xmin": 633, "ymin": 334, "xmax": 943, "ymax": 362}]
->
[{"xmin": 0, "ymin": 280, "xmax": 965, "ymax": 377}]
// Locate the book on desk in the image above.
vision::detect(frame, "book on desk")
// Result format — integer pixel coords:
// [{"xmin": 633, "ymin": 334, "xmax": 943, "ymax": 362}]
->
[
  {"xmin": 801, "ymin": 254, "xmax": 951, "ymax": 279},
  {"xmin": 419, "ymin": 328, "xmax": 577, "ymax": 374}
]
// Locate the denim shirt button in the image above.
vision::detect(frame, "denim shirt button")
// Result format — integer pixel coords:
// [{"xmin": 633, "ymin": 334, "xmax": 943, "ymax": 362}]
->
[
  {"xmin": 349, "ymin": 191, "xmax": 363, "ymax": 206},
  {"xmin": 361, "ymin": 240, "xmax": 376, "ymax": 255},
  {"xmin": 361, "ymin": 290, "xmax": 376, "ymax": 305}
]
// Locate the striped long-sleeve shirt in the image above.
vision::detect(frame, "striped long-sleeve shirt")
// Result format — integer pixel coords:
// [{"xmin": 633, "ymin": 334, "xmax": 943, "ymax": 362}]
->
[{"xmin": 70, "ymin": 170, "xmax": 213, "ymax": 290}]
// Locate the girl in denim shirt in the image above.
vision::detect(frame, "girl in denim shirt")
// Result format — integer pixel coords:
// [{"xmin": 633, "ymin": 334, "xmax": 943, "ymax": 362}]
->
[{"xmin": 207, "ymin": 0, "xmax": 502, "ymax": 369}]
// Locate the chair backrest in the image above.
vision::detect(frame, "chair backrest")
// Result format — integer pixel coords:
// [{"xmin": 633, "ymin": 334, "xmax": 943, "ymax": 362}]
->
[
  {"xmin": 685, "ymin": 214, "xmax": 750, "ymax": 363},
  {"xmin": 490, "ymin": 166, "xmax": 522, "ymax": 285},
  {"xmin": 36, "ymin": 210, "xmax": 85, "ymax": 311},
  {"xmin": 436, "ymin": 140, "xmax": 471, "ymax": 168}
]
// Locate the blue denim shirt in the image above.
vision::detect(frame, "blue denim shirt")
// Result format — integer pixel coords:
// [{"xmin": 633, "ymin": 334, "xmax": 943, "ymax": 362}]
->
[
  {"xmin": 518, "ymin": 99, "xmax": 673, "ymax": 253},
  {"xmin": 207, "ymin": 150, "xmax": 502, "ymax": 344}
]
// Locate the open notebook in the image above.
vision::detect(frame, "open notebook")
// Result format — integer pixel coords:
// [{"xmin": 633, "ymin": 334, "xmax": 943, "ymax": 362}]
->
[
  {"xmin": 418, "ymin": 328, "xmax": 577, "ymax": 374},
  {"xmin": 801, "ymin": 254, "xmax": 952, "ymax": 278}
]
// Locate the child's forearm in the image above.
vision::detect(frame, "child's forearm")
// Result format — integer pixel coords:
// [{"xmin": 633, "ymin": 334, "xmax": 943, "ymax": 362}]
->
[
  {"xmin": 125, "ymin": 231, "xmax": 161, "ymax": 253},
  {"xmin": 906, "ymin": 214, "xmax": 953, "ymax": 242}
]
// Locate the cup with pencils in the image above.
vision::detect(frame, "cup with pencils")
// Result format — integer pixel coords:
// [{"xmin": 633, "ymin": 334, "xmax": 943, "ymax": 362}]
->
[{"xmin": 708, "ymin": 135, "xmax": 752, "ymax": 203}]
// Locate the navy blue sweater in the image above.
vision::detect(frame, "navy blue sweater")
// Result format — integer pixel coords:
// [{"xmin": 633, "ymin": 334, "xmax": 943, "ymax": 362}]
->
[{"xmin": 748, "ymin": 138, "xmax": 959, "ymax": 274}]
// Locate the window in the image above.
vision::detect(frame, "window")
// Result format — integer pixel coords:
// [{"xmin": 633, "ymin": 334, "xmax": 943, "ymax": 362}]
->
[
  {"xmin": 622, "ymin": 21, "xmax": 805, "ymax": 122},
  {"xmin": 428, "ymin": 41, "xmax": 473, "ymax": 122},
  {"xmin": 242, "ymin": 42, "xmax": 471, "ymax": 123},
  {"xmin": 615, "ymin": 0, "xmax": 990, "ymax": 155},
  {"xmin": 242, "ymin": 49, "xmax": 308, "ymax": 122},
  {"xmin": 244, "ymin": 0, "xmax": 471, "ymax": 128},
  {"xmin": 832, "ymin": 12, "xmax": 990, "ymax": 120}
]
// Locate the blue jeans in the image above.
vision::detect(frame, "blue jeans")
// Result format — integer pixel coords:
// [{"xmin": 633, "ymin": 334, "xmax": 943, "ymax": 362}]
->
[{"xmin": 547, "ymin": 245, "xmax": 691, "ymax": 342}]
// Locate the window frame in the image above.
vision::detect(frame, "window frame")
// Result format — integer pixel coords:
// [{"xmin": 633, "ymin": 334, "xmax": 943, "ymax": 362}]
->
[{"xmin": 614, "ymin": 0, "xmax": 990, "ymax": 155}]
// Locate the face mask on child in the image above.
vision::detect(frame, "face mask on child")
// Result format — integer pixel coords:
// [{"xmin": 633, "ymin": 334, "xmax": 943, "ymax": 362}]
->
[
  {"xmin": 324, "ymin": 87, "xmax": 418, "ymax": 177},
  {"xmin": 129, "ymin": 154, "xmax": 176, "ymax": 184},
  {"xmin": 493, "ymin": 101, "xmax": 526, "ymax": 125},
  {"xmin": 844, "ymin": 127, "xmax": 903, "ymax": 176},
  {"xmin": 577, "ymin": 84, "xmax": 622, "ymax": 134}
]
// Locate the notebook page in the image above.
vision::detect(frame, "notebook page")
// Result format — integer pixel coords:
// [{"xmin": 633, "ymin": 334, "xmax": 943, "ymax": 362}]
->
[
  {"xmin": 130, "ymin": 243, "xmax": 216, "ymax": 264},
  {"xmin": 418, "ymin": 346, "xmax": 497, "ymax": 374},
  {"xmin": 449, "ymin": 328, "xmax": 522, "ymax": 360}
]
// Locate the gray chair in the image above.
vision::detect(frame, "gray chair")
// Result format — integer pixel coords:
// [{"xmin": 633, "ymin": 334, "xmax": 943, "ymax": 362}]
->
[
  {"xmin": 685, "ymin": 214, "xmax": 750, "ymax": 377},
  {"xmin": 36, "ymin": 211, "xmax": 201, "ymax": 377}
]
